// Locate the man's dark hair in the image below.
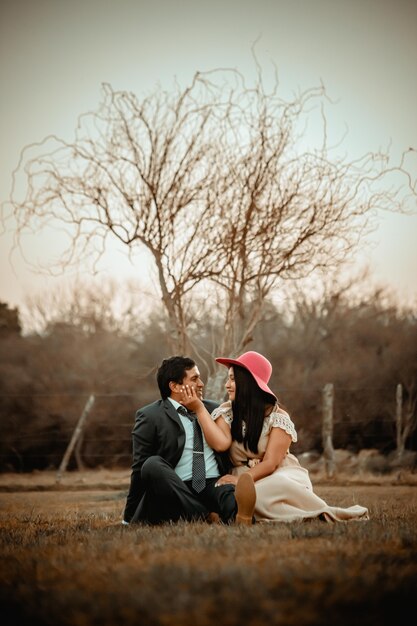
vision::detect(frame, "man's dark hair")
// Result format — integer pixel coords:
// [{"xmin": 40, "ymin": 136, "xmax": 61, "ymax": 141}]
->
[{"xmin": 157, "ymin": 356, "xmax": 196, "ymax": 399}]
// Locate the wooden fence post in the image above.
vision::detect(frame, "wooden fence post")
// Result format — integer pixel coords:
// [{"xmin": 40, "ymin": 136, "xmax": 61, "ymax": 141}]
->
[
  {"xmin": 74, "ymin": 431, "xmax": 86, "ymax": 471},
  {"xmin": 396, "ymin": 383, "xmax": 403, "ymax": 456},
  {"xmin": 56, "ymin": 394, "xmax": 95, "ymax": 483},
  {"xmin": 322, "ymin": 383, "xmax": 335, "ymax": 478}
]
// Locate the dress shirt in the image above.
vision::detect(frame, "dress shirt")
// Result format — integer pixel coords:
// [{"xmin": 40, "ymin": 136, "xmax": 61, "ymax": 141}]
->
[{"xmin": 167, "ymin": 397, "xmax": 219, "ymax": 481}]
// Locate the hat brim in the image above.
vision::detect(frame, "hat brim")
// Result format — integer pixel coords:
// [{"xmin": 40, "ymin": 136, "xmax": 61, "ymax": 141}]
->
[{"xmin": 216, "ymin": 357, "xmax": 277, "ymax": 401}]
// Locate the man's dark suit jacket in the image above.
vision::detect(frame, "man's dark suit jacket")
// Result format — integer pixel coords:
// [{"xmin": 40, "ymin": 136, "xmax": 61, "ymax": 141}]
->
[{"xmin": 123, "ymin": 397, "xmax": 230, "ymax": 523}]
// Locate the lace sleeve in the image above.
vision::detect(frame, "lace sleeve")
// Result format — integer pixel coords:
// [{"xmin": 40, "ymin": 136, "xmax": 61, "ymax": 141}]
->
[
  {"xmin": 211, "ymin": 402, "xmax": 233, "ymax": 426},
  {"xmin": 269, "ymin": 410, "xmax": 298, "ymax": 442}
]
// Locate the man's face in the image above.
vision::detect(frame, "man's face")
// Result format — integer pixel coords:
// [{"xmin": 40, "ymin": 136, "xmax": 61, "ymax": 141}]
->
[{"xmin": 181, "ymin": 366, "xmax": 204, "ymax": 399}]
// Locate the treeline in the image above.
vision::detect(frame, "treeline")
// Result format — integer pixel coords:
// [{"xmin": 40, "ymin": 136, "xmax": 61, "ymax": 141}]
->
[{"xmin": 0, "ymin": 285, "xmax": 416, "ymax": 472}]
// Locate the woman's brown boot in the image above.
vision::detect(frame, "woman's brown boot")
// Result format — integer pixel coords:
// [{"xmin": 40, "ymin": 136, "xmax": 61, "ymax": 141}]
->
[{"xmin": 235, "ymin": 473, "xmax": 256, "ymax": 525}]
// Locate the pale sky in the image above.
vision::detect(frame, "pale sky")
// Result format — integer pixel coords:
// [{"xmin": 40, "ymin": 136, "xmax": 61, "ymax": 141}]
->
[{"xmin": 1, "ymin": 0, "xmax": 416, "ymax": 311}]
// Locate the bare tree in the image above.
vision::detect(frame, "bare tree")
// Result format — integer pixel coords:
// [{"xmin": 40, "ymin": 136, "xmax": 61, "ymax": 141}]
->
[
  {"xmin": 4, "ymin": 64, "xmax": 416, "ymax": 387},
  {"xmin": 7, "ymin": 76, "xmax": 229, "ymax": 352},
  {"xmin": 180, "ymin": 71, "xmax": 416, "ymax": 394}
]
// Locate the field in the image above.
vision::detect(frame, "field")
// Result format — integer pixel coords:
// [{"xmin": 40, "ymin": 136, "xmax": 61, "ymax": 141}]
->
[{"xmin": 0, "ymin": 470, "xmax": 416, "ymax": 626}]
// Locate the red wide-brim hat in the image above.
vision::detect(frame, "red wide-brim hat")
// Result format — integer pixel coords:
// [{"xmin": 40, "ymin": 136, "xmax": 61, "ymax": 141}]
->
[{"xmin": 216, "ymin": 351, "xmax": 277, "ymax": 401}]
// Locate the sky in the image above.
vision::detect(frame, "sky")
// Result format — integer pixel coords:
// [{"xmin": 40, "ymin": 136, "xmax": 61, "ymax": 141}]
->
[{"xmin": 1, "ymin": 0, "xmax": 416, "ymax": 313}]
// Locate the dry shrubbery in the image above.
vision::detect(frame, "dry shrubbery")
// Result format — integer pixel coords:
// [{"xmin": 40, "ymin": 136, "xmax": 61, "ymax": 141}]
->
[
  {"xmin": 0, "ymin": 282, "xmax": 417, "ymax": 472},
  {"xmin": 0, "ymin": 484, "xmax": 416, "ymax": 626}
]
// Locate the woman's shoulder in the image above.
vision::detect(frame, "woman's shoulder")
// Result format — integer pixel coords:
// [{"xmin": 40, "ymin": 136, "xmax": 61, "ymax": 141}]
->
[
  {"xmin": 211, "ymin": 400, "xmax": 233, "ymax": 423},
  {"xmin": 267, "ymin": 405, "xmax": 298, "ymax": 442}
]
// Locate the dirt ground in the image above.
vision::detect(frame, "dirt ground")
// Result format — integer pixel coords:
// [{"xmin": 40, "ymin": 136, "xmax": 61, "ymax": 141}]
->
[
  {"xmin": 1, "ymin": 466, "xmax": 416, "ymax": 491},
  {"xmin": 0, "ymin": 469, "xmax": 130, "ymax": 519},
  {"xmin": 0, "ymin": 468, "xmax": 416, "ymax": 521},
  {"xmin": 0, "ymin": 468, "xmax": 131, "ymax": 491}
]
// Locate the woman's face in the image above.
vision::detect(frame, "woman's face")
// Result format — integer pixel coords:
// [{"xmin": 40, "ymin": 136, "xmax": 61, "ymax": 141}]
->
[{"xmin": 225, "ymin": 367, "xmax": 236, "ymax": 400}]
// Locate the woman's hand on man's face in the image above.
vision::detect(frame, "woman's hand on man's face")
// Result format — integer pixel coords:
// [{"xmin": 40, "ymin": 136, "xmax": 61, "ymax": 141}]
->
[{"xmin": 179, "ymin": 384, "xmax": 204, "ymax": 412}]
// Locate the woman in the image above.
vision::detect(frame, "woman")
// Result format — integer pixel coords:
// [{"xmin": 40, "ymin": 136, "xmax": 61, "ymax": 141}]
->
[{"xmin": 180, "ymin": 351, "xmax": 369, "ymax": 524}]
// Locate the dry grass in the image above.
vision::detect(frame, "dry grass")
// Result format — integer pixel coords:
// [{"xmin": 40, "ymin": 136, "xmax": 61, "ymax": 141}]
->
[{"xmin": 0, "ymin": 473, "xmax": 416, "ymax": 626}]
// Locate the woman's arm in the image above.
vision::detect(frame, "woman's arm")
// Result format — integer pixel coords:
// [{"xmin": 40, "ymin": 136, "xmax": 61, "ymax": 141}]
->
[
  {"xmin": 215, "ymin": 426, "xmax": 292, "ymax": 486},
  {"xmin": 180, "ymin": 385, "xmax": 232, "ymax": 452},
  {"xmin": 247, "ymin": 427, "xmax": 291, "ymax": 481},
  {"xmin": 216, "ymin": 426, "xmax": 291, "ymax": 486}
]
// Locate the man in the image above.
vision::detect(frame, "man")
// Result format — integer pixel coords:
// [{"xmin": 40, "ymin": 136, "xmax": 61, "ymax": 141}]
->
[{"xmin": 123, "ymin": 355, "xmax": 255, "ymax": 525}]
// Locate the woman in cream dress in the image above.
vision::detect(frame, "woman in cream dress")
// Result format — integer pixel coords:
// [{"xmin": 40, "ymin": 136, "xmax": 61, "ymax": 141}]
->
[
  {"xmin": 181, "ymin": 351, "xmax": 369, "ymax": 524},
  {"xmin": 211, "ymin": 400, "xmax": 368, "ymax": 523}
]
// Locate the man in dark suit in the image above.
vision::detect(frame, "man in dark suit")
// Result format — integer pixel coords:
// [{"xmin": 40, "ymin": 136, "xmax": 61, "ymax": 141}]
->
[{"xmin": 123, "ymin": 355, "xmax": 250, "ymax": 524}]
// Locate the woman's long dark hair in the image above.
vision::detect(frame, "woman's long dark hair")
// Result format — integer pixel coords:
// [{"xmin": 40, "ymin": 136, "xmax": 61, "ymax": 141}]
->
[{"xmin": 231, "ymin": 365, "xmax": 276, "ymax": 454}]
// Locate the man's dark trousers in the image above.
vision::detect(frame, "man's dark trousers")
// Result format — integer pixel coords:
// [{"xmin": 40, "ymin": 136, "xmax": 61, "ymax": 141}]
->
[{"xmin": 131, "ymin": 455, "xmax": 236, "ymax": 524}]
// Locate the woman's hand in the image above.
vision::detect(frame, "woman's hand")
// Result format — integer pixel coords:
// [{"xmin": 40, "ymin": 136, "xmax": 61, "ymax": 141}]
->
[
  {"xmin": 215, "ymin": 474, "xmax": 237, "ymax": 487},
  {"xmin": 179, "ymin": 384, "xmax": 204, "ymax": 413},
  {"xmin": 179, "ymin": 387, "xmax": 233, "ymax": 453}
]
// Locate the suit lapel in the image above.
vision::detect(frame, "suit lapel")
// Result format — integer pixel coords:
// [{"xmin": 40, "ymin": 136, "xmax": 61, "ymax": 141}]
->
[
  {"xmin": 163, "ymin": 399, "xmax": 183, "ymax": 428},
  {"xmin": 162, "ymin": 399, "xmax": 186, "ymax": 462}
]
